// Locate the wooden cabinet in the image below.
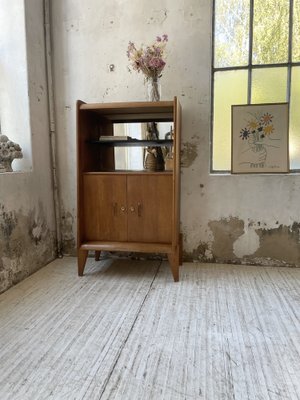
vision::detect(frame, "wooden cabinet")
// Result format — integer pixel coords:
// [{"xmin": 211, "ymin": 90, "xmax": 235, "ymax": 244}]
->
[
  {"xmin": 83, "ymin": 174, "xmax": 172, "ymax": 243},
  {"xmin": 83, "ymin": 174, "xmax": 127, "ymax": 242},
  {"xmin": 127, "ymin": 175, "xmax": 172, "ymax": 243},
  {"xmin": 77, "ymin": 98, "xmax": 182, "ymax": 281}
]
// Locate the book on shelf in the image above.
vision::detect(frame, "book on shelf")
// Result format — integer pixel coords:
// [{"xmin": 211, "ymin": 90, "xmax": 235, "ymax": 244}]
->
[{"xmin": 99, "ymin": 135, "xmax": 132, "ymax": 141}]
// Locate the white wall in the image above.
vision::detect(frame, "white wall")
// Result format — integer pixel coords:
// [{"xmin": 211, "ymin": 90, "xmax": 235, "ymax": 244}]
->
[
  {"xmin": 0, "ymin": 0, "xmax": 57, "ymax": 293},
  {"xmin": 52, "ymin": 0, "xmax": 300, "ymax": 266}
]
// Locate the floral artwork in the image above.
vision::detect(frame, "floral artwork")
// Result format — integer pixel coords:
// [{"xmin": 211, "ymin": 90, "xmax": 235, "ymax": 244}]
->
[{"xmin": 231, "ymin": 103, "xmax": 289, "ymax": 173}]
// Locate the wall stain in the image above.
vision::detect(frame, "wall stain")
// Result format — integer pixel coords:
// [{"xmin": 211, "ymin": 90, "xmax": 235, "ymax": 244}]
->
[
  {"xmin": 199, "ymin": 183, "xmax": 205, "ymax": 197},
  {"xmin": 0, "ymin": 205, "xmax": 17, "ymax": 238},
  {"xmin": 253, "ymin": 223, "xmax": 300, "ymax": 266},
  {"xmin": 184, "ymin": 219, "xmax": 300, "ymax": 267},
  {"xmin": 181, "ymin": 142, "xmax": 198, "ymax": 168},
  {"xmin": 61, "ymin": 209, "xmax": 76, "ymax": 256},
  {"xmin": 208, "ymin": 217, "xmax": 244, "ymax": 262},
  {"xmin": 183, "ymin": 241, "xmax": 215, "ymax": 262},
  {"xmin": 0, "ymin": 203, "xmax": 55, "ymax": 294},
  {"xmin": 146, "ymin": 9, "xmax": 168, "ymax": 24}
]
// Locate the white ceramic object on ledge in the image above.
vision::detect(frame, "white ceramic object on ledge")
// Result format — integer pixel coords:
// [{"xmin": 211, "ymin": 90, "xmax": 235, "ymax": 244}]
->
[{"xmin": 0, "ymin": 134, "xmax": 23, "ymax": 173}]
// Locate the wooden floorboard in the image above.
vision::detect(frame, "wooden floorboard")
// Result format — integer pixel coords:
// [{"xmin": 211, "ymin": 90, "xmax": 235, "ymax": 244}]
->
[{"xmin": 0, "ymin": 259, "xmax": 299, "ymax": 399}]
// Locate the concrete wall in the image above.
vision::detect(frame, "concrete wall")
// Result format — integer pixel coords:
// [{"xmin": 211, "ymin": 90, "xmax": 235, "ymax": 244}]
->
[
  {"xmin": 0, "ymin": 0, "xmax": 56, "ymax": 293},
  {"xmin": 52, "ymin": 0, "xmax": 300, "ymax": 267}
]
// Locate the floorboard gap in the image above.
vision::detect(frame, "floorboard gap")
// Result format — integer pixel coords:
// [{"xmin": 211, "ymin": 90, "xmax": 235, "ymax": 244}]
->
[{"xmin": 95, "ymin": 260, "xmax": 162, "ymax": 400}]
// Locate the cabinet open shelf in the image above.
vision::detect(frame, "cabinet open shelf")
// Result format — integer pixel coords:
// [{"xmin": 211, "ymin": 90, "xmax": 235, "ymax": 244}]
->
[
  {"xmin": 77, "ymin": 98, "xmax": 182, "ymax": 281},
  {"xmin": 88, "ymin": 139, "xmax": 173, "ymax": 147}
]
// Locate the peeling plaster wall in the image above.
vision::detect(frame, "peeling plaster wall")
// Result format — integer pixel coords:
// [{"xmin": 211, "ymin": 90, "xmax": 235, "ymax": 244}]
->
[
  {"xmin": 52, "ymin": 0, "xmax": 300, "ymax": 267},
  {"xmin": 182, "ymin": 177, "xmax": 300, "ymax": 266},
  {"xmin": 0, "ymin": 0, "xmax": 56, "ymax": 293}
]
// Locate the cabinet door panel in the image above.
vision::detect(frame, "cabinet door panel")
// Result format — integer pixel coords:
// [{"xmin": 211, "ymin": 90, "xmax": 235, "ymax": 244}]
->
[
  {"xmin": 83, "ymin": 175, "xmax": 127, "ymax": 241},
  {"xmin": 127, "ymin": 175, "xmax": 172, "ymax": 243}
]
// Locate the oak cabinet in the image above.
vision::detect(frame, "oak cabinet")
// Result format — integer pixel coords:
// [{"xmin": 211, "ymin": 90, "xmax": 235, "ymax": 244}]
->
[{"xmin": 77, "ymin": 98, "xmax": 181, "ymax": 281}]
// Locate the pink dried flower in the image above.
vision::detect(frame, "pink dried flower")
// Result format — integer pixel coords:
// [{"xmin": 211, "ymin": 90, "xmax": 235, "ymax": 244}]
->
[
  {"xmin": 148, "ymin": 58, "xmax": 165, "ymax": 69},
  {"xmin": 127, "ymin": 35, "xmax": 168, "ymax": 80}
]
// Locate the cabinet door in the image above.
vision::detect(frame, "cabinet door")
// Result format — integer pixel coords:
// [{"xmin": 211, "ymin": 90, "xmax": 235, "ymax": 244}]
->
[
  {"xmin": 127, "ymin": 175, "xmax": 172, "ymax": 243},
  {"xmin": 83, "ymin": 175, "xmax": 127, "ymax": 241}
]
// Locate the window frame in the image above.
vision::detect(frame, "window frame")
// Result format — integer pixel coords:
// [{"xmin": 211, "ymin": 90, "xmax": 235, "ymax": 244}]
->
[{"xmin": 211, "ymin": 0, "xmax": 300, "ymax": 173}]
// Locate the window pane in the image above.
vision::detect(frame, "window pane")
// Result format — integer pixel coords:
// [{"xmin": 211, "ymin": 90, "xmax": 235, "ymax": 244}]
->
[
  {"xmin": 293, "ymin": 0, "xmax": 300, "ymax": 61},
  {"xmin": 251, "ymin": 67, "xmax": 287, "ymax": 103},
  {"xmin": 290, "ymin": 67, "xmax": 300, "ymax": 169},
  {"xmin": 253, "ymin": 0, "xmax": 289, "ymax": 64},
  {"xmin": 213, "ymin": 70, "xmax": 248, "ymax": 170},
  {"xmin": 214, "ymin": 0, "xmax": 250, "ymax": 68},
  {"xmin": 0, "ymin": 0, "xmax": 32, "ymax": 171}
]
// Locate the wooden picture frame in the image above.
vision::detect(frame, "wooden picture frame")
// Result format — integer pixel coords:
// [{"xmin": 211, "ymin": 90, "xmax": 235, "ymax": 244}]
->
[{"xmin": 231, "ymin": 103, "xmax": 289, "ymax": 174}]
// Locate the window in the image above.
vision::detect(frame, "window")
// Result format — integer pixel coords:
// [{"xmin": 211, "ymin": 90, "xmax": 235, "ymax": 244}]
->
[
  {"xmin": 212, "ymin": 0, "xmax": 300, "ymax": 171},
  {"xmin": 0, "ymin": 0, "xmax": 32, "ymax": 172}
]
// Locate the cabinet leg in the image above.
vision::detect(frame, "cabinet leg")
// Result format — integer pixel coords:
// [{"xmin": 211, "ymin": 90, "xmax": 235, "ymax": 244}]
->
[
  {"xmin": 167, "ymin": 250, "xmax": 179, "ymax": 282},
  {"xmin": 95, "ymin": 251, "xmax": 101, "ymax": 261},
  {"xmin": 78, "ymin": 249, "xmax": 88, "ymax": 276}
]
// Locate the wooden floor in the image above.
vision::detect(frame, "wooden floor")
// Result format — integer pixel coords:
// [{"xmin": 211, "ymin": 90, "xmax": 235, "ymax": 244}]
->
[{"xmin": 0, "ymin": 258, "xmax": 299, "ymax": 400}]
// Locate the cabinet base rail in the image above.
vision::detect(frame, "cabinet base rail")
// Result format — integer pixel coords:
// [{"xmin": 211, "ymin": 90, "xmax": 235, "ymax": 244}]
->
[{"xmin": 77, "ymin": 239, "xmax": 182, "ymax": 282}]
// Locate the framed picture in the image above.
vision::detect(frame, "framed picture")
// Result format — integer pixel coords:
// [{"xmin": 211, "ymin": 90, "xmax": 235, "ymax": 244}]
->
[{"xmin": 231, "ymin": 103, "xmax": 289, "ymax": 174}]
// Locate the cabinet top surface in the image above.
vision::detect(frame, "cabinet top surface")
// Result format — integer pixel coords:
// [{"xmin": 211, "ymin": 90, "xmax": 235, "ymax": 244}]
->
[
  {"xmin": 77, "ymin": 98, "xmax": 179, "ymax": 122},
  {"xmin": 78, "ymin": 98, "xmax": 177, "ymax": 114},
  {"xmin": 79, "ymin": 98, "xmax": 175, "ymax": 108}
]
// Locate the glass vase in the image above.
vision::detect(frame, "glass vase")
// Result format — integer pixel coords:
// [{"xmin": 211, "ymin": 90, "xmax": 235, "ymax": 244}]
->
[{"xmin": 146, "ymin": 77, "xmax": 161, "ymax": 102}]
